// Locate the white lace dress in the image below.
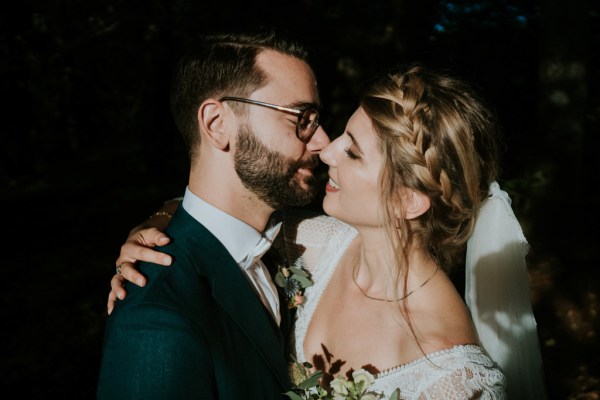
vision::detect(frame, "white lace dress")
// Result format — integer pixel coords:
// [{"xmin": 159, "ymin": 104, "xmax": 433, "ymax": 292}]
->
[{"xmin": 276, "ymin": 210, "xmax": 506, "ymax": 399}]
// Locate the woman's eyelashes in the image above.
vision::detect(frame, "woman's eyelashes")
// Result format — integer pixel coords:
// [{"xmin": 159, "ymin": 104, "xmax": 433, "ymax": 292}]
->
[
  {"xmin": 342, "ymin": 131, "xmax": 363, "ymax": 160},
  {"xmin": 344, "ymin": 145, "xmax": 360, "ymax": 160}
]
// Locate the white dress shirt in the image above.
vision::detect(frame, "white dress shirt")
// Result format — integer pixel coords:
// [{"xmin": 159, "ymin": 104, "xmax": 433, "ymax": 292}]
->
[{"xmin": 181, "ymin": 187, "xmax": 282, "ymax": 326}]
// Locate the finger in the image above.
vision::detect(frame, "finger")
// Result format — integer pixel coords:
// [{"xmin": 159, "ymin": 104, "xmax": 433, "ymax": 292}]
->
[
  {"xmin": 110, "ymin": 274, "xmax": 128, "ymax": 298},
  {"xmin": 118, "ymin": 262, "xmax": 148, "ymax": 287},
  {"xmin": 117, "ymin": 241, "xmax": 172, "ymax": 267},
  {"xmin": 138, "ymin": 227, "xmax": 172, "ymax": 247},
  {"xmin": 107, "ymin": 274, "xmax": 126, "ymax": 315},
  {"xmin": 135, "ymin": 246, "xmax": 172, "ymax": 266},
  {"xmin": 107, "ymin": 291, "xmax": 117, "ymax": 315}
]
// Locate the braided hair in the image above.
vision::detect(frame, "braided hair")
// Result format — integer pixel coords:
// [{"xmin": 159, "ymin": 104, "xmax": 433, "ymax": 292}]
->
[{"xmin": 361, "ymin": 65, "xmax": 501, "ymax": 289}]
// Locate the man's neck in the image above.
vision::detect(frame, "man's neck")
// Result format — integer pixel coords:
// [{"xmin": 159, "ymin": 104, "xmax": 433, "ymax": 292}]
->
[{"xmin": 188, "ymin": 171, "xmax": 274, "ymax": 233}]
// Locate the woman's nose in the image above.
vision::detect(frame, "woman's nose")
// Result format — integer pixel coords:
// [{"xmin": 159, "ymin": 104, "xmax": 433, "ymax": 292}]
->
[{"xmin": 319, "ymin": 139, "xmax": 337, "ymax": 167}]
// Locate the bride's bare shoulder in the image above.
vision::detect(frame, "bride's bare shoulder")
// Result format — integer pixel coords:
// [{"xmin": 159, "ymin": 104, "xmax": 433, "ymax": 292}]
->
[{"xmin": 409, "ymin": 272, "xmax": 478, "ymax": 351}]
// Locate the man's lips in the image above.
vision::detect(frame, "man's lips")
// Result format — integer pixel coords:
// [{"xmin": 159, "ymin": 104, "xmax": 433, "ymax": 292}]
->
[
  {"xmin": 294, "ymin": 156, "xmax": 319, "ymax": 178},
  {"xmin": 296, "ymin": 167, "xmax": 314, "ymax": 177}
]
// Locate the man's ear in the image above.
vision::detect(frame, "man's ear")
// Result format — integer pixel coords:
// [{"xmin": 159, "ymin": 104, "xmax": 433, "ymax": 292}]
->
[
  {"xmin": 397, "ymin": 189, "xmax": 431, "ymax": 220},
  {"xmin": 198, "ymin": 99, "xmax": 230, "ymax": 150}
]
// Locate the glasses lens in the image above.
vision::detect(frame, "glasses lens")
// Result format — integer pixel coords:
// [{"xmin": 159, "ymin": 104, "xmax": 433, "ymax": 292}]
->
[{"xmin": 298, "ymin": 109, "xmax": 319, "ymax": 141}]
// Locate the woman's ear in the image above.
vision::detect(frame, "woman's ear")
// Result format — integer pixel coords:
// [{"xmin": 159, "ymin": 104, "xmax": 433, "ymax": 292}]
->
[
  {"xmin": 198, "ymin": 99, "xmax": 230, "ymax": 150},
  {"xmin": 397, "ymin": 189, "xmax": 431, "ymax": 220}
]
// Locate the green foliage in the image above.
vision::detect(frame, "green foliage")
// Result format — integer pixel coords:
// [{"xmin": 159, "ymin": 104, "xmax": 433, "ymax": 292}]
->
[{"xmin": 285, "ymin": 360, "xmax": 396, "ymax": 400}]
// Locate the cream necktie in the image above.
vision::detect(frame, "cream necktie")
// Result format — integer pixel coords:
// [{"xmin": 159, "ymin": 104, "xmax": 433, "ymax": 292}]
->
[{"xmin": 239, "ymin": 223, "xmax": 282, "ymax": 326}]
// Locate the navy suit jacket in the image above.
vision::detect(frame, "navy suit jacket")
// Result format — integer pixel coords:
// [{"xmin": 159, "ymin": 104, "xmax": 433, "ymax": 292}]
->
[{"xmin": 97, "ymin": 206, "xmax": 293, "ymax": 399}]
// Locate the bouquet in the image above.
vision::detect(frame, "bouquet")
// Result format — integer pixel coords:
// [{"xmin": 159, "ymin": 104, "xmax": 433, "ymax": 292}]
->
[{"xmin": 285, "ymin": 360, "xmax": 399, "ymax": 400}]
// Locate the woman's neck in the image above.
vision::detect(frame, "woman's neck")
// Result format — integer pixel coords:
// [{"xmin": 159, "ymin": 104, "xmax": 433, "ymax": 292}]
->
[
  {"xmin": 352, "ymin": 225, "xmax": 435, "ymax": 300},
  {"xmin": 351, "ymin": 226, "xmax": 397, "ymax": 296}
]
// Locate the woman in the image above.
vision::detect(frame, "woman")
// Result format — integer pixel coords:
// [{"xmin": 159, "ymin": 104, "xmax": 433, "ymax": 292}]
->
[{"xmin": 108, "ymin": 65, "xmax": 545, "ymax": 398}]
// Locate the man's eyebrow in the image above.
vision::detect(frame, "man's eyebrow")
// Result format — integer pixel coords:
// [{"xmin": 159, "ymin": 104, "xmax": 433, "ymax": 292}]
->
[
  {"xmin": 346, "ymin": 131, "xmax": 363, "ymax": 154},
  {"xmin": 287, "ymin": 101, "xmax": 321, "ymax": 110}
]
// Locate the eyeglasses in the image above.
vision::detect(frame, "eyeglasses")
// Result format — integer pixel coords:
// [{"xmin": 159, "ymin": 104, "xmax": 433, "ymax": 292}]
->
[{"xmin": 219, "ymin": 97, "xmax": 320, "ymax": 143}]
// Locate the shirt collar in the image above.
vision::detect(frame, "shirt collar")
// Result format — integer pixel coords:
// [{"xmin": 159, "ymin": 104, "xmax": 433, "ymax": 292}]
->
[{"xmin": 181, "ymin": 187, "xmax": 281, "ymax": 264}]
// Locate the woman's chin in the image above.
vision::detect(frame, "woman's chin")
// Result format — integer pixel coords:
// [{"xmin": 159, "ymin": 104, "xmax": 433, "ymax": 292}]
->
[{"xmin": 321, "ymin": 198, "xmax": 338, "ymax": 219}]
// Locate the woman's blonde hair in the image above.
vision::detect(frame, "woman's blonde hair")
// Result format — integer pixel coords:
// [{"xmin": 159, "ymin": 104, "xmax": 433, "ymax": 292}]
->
[{"xmin": 361, "ymin": 64, "xmax": 500, "ymax": 299}]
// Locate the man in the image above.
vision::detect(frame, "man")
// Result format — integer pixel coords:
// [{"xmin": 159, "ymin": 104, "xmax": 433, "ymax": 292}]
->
[{"xmin": 97, "ymin": 31, "xmax": 329, "ymax": 399}]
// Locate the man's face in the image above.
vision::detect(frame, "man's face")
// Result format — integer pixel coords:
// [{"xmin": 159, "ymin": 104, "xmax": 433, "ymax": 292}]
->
[
  {"xmin": 234, "ymin": 123, "xmax": 319, "ymax": 208},
  {"xmin": 231, "ymin": 50, "xmax": 329, "ymax": 208}
]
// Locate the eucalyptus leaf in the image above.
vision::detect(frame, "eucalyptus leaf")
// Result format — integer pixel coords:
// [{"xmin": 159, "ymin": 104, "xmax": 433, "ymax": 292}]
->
[
  {"xmin": 292, "ymin": 275, "xmax": 313, "ymax": 288},
  {"xmin": 389, "ymin": 388, "xmax": 400, "ymax": 400},
  {"xmin": 296, "ymin": 371, "xmax": 323, "ymax": 390},
  {"xmin": 289, "ymin": 266, "xmax": 309, "ymax": 277},
  {"xmin": 283, "ymin": 391, "xmax": 305, "ymax": 400},
  {"xmin": 274, "ymin": 272, "xmax": 286, "ymax": 287}
]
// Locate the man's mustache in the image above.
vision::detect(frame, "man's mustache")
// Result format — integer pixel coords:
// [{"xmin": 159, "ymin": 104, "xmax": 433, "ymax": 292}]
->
[{"xmin": 292, "ymin": 155, "xmax": 319, "ymax": 171}]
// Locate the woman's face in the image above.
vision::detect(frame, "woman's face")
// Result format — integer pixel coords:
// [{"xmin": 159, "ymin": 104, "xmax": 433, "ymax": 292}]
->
[{"xmin": 320, "ymin": 107, "xmax": 384, "ymax": 228}]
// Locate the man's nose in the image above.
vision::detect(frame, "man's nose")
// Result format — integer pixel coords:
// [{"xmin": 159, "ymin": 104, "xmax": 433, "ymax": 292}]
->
[{"xmin": 306, "ymin": 125, "xmax": 330, "ymax": 154}]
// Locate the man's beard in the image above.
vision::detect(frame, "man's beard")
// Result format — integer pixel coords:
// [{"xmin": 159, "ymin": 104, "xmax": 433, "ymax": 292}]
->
[{"xmin": 234, "ymin": 124, "xmax": 318, "ymax": 209}]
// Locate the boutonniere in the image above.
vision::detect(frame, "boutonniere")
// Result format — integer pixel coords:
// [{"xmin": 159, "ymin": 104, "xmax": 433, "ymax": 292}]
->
[{"xmin": 274, "ymin": 264, "xmax": 313, "ymax": 309}]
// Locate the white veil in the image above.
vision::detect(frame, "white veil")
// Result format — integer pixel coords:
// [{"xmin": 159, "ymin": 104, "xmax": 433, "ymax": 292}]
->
[{"xmin": 466, "ymin": 182, "xmax": 548, "ymax": 399}]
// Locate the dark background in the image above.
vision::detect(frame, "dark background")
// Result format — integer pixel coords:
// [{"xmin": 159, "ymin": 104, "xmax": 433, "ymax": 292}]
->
[{"xmin": 1, "ymin": 0, "xmax": 598, "ymax": 398}]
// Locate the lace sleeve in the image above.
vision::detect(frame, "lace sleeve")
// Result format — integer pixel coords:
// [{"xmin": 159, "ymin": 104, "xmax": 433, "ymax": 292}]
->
[
  {"xmin": 273, "ymin": 209, "xmax": 346, "ymax": 274},
  {"xmin": 371, "ymin": 346, "xmax": 506, "ymax": 400},
  {"xmin": 416, "ymin": 366, "xmax": 506, "ymax": 400}
]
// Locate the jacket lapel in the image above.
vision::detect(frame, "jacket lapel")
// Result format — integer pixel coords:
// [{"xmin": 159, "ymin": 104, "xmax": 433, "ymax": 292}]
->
[{"xmin": 171, "ymin": 208, "xmax": 291, "ymax": 389}]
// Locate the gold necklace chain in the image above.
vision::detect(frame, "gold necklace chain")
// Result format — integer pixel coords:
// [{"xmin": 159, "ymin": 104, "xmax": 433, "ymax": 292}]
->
[{"xmin": 351, "ymin": 255, "xmax": 439, "ymax": 302}]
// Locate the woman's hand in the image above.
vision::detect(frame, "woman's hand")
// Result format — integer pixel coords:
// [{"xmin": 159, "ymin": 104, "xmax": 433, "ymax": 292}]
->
[{"xmin": 108, "ymin": 227, "xmax": 172, "ymax": 315}]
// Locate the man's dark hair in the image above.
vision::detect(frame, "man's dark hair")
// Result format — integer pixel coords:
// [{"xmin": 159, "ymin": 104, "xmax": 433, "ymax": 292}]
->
[{"xmin": 169, "ymin": 31, "xmax": 309, "ymax": 159}]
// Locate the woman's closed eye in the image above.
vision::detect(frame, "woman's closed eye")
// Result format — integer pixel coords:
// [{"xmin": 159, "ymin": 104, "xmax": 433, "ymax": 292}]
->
[
  {"xmin": 344, "ymin": 145, "xmax": 360, "ymax": 160},
  {"xmin": 343, "ymin": 131, "xmax": 363, "ymax": 160}
]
